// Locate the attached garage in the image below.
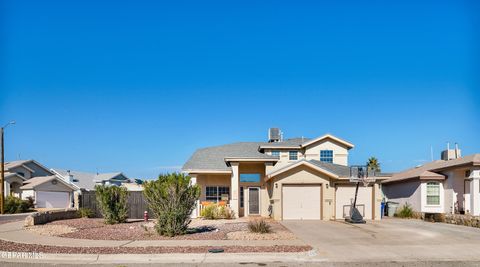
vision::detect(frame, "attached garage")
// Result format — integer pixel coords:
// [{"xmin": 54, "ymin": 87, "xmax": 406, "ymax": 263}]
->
[
  {"xmin": 36, "ymin": 191, "xmax": 70, "ymax": 208},
  {"xmin": 282, "ymin": 184, "xmax": 321, "ymax": 220},
  {"xmin": 20, "ymin": 175, "xmax": 76, "ymax": 209},
  {"xmin": 335, "ymin": 185, "xmax": 373, "ymax": 220}
]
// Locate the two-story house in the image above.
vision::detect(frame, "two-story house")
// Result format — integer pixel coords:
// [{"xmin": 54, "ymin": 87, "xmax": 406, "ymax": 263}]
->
[{"xmin": 182, "ymin": 128, "xmax": 387, "ymax": 221}]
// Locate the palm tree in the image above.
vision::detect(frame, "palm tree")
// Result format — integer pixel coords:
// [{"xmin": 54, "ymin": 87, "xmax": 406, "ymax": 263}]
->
[{"xmin": 367, "ymin": 157, "xmax": 381, "ymax": 173}]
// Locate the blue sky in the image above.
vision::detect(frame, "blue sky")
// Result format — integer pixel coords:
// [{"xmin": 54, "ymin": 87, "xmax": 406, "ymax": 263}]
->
[{"xmin": 1, "ymin": 1, "xmax": 479, "ymax": 178}]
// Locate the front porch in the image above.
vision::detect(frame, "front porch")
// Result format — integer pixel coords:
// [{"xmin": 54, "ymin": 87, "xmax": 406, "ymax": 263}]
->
[{"xmin": 189, "ymin": 162, "xmax": 273, "ymax": 219}]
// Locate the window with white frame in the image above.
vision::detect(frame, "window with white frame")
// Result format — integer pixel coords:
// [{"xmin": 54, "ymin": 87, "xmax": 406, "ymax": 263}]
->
[
  {"xmin": 426, "ymin": 182, "xmax": 440, "ymax": 205},
  {"xmin": 289, "ymin": 151, "xmax": 298, "ymax": 160},
  {"xmin": 271, "ymin": 151, "xmax": 280, "ymax": 158},
  {"xmin": 320, "ymin": 150, "xmax": 333, "ymax": 163},
  {"xmin": 205, "ymin": 186, "xmax": 230, "ymax": 202}
]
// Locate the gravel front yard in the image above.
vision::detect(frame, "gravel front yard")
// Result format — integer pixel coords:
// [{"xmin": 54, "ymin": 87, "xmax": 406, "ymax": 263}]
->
[
  {"xmin": 0, "ymin": 239, "xmax": 312, "ymax": 254},
  {"xmin": 25, "ymin": 218, "xmax": 297, "ymax": 241}
]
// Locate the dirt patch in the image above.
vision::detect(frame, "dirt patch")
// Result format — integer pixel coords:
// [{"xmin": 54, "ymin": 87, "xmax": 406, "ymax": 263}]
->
[
  {"xmin": 0, "ymin": 239, "xmax": 311, "ymax": 254},
  {"xmin": 32, "ymin": 218, "xmax": 296, "ymax": 241},
  {"xmin": 227, "ymin": 230, "xmax": 296, "ymax": 240}
]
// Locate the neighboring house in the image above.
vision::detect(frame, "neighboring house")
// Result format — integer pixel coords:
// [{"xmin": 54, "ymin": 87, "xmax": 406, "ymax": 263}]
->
[
  {"xmin": 51, "ymin": 169, "xmax": 139, "ymax": 208},
  {"xmin": 51, "ymin": 169, "xmax": 132, "ymax": 191},
  {"xmin": 382, "ymin": 145, "xmax": 480, "ymax": 216},
  {"xmin": 3, "ymin": 160, "xmax": 75, "ymax": 209},
  {"xmin": 183, "ymin": 128, "xmax": 388, "ymax": 221}
]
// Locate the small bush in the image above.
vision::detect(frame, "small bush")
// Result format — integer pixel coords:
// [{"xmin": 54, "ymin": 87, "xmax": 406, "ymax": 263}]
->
[
  {"xmin": 95, "ymin": 185, "xmax": 129, "ymax": 224},
  {"xmin": 143, "ymin": 173, "xmax": 200, "ymax": 237},
  {"xmin": 248, "ymin": 219, "xmax": 272, "ymax": 234},
  {"xmin": 4, "ymin": 196, "xmax": 31, "ymax": 214},
  {"xmin": 201, "ymin": 204, "xmax": 235, "ymax": 220},
  {"xmin": 77, "ymin": 207, "xmax": 94, "ymax": 218},
  {"xmin": 395, "ymin": 203, "xmax": 414, "ymax": 218}
]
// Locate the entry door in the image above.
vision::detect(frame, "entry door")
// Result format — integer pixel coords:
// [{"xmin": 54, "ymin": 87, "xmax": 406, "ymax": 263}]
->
[{"xmin": 248, "ymin": 187, "xmax": 260, "ymax": 215}]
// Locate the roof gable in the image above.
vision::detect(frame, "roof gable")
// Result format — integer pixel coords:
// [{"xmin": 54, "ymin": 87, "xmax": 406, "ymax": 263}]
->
[
  {"xmin": 301, "ymin": 134, "xmax": 354, "ymax": 149},
  {"xmin": 266, "ymin": 159, "xmax": 340, "ymax": 180}
]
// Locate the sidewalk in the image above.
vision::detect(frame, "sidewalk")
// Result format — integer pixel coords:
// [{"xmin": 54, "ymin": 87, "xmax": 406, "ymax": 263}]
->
[{"xmin": 0, "ymin": 221, "xmax": 306, "ymax": 248}]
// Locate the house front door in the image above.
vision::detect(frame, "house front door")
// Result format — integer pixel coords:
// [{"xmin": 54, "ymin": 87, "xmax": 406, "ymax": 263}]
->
[{"xmin": 248, "ymin": 187, "xmax": 260, "ymax": 215}]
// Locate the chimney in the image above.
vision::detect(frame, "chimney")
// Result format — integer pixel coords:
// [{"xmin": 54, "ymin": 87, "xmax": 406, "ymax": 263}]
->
[{"xmin": 66, "ymin": 170, "xmax": 74, "ymax": 183}]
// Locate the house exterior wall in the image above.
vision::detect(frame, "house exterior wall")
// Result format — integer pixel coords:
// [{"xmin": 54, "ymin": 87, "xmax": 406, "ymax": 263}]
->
[
  {"xmin": 239, "ymin": 163, "xmax": 269, "ymax": 217},
  {"xmin": 21, "ymin": 190, "xmax": 34, "ymax": 200},
  {"xmin": 382, "ymin": 180, "xmax": 422, "ymax": 212},
  {"xmin": 196, "ymin": 174, "xmax": 231, "ymax": 202},
  {"xmin": 269, "ymin": 166, "xmax": 334, "ymax": 221},
  {"xmin": 420, "ymin": 180, "xmax": 445, "ymax": 213},
  {"xmin": 265, "ymin": 139, "xmax": 349, "ymax": 168},
  {"xmin": 304, "ymin": 139, "xmax": 349, "ymax": 166},
  {"xmin": 7, "ymin": 166, "xmax": 33, "ymax": 179},
  {"xmin": 24, "ymin": 162, "xmax": 52, "ymax": 177},
  {"xmin": 34, "ymin": 180, "xmax": 76, "ymax": 192}
]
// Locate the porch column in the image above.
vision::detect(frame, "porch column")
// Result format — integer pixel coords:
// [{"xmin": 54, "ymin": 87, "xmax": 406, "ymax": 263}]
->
[
  {"xmin": 469, "ymin": 170, "xmax": 480, "ymax": 216},
  {"xmin": 230, "ymin": 162, "xmax": 240, "ymax": 218},
  {"xmin": 190, "ymin": 174, "xmax": 199, "ymax": 218}
]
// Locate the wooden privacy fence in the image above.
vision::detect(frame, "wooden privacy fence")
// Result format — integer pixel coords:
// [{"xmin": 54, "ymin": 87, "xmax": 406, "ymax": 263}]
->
[{"xmin": 79, "ymin": 190, "xmax": 154, "ymax": 219}]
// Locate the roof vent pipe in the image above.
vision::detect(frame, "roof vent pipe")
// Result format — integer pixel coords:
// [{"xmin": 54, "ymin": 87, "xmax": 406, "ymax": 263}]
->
[{"xmin": 455, "ymin": 143, "xmax": 459, "ymax": 159}]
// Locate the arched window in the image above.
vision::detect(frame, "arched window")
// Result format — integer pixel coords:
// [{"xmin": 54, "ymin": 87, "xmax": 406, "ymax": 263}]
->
[{"xmin": 426, "ymin": 182, "xmax": 440, "ymax": 205}]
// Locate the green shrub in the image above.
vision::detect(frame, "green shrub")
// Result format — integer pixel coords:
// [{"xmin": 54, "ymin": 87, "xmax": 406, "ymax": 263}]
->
[
  {"xmin": 248, "ymin": 219, "xmax": 272, "ymax": 234},
  {"xmin": 4, "ymin": 196, "xmax": 31, "ymax": 214},
  {"xmin": 94, "ymin": 185, "xmax": 129, "ymax": 224},
  {"xmin": 25, "ymin": 196, "xmax": 35, "ymax": 209},
  {"xmin": 396, "ymin": 203, "xmax": 414, "ymax": 218},
  {"xmin": 201, "ymin": 204, "xmax": 235, "ymax": 219},
  {"xmin": 143, "ymin": 173, "xmax": 200, "ymax": 237},
  {"xmin": 77, "ymin": 207, "xmax": 94, "ymax": 218}
]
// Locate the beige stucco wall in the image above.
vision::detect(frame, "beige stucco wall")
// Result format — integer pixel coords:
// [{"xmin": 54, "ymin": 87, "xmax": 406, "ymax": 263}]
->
[
  {"xmin": 304, "ymin": 139, "xmax": 349, "ymax": 166},
  {"xmin": 34, "ymin": 181, "xmax": 73, "ymax": 192},
  {"xmin": 195, "ymin": 174, "xmax": 231, "ymax": 202},
  {"xmin": 269, "ymin": 165, "xmax": 334, "ymax": 220}
]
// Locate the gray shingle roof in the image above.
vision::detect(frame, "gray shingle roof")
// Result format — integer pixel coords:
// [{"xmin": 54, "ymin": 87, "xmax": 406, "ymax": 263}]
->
[
  {"xmin": 382, "ymin": 154, "xmax": 480, "ymax": 184},
  {"xmin": 52, "ymin": 169, "xmax": 129, "ymax": 190},
  {"xmin": 308, "ymin": 159, "xmax": 351, "ymax": 177},
  {"xmin": 183, "ymin": 142, "xmax": 278, "ymax": 172}
]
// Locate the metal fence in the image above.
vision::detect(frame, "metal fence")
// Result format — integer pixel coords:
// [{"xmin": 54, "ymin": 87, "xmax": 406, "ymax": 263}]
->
[{"xmin": 79, "ymin": 190, "xmax": 153, "ymax": 219}]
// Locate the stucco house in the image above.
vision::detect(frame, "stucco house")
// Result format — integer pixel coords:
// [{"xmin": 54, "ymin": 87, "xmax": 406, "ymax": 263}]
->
[
  {"xmin": 3, "ymin": 160, "xmax": 137, "ymax": 209},
  {"xmin": 382, "ymin": 145, "xmax": 480, "ymax": 216},
  {"xmin": 183, "ymin": 129, "xmax": 388, "ymax": 221},
  {"xmin": 4, "ymin": 160, "xmax": 76, "ymax": 209}
]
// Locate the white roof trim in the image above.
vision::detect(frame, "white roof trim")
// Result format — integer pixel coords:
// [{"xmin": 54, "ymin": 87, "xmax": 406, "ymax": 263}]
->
[
  {"xmin": 224, "ymin": 157, "xmax": 279, "ymax": 162},
  {"xmin": 301, "ymin": 134, "xmax": 354, "ymax": 149},
  {"xmin": 266, "ymin": 160, "xmax": 339, "ymax": 179},
  {"xmin": 183, "ymin": 169, "xmax": 232, "ymax": 174}
]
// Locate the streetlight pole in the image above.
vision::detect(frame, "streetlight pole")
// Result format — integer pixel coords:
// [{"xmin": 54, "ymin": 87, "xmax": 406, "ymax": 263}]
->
[{"xmin": 1, "ymin": 121, "xmax": 15, "ymax": 214}]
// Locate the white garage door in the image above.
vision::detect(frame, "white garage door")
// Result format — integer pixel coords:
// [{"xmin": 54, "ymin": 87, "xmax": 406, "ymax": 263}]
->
[
  {"xmin": 335, "ymin": 185, "xmax": 372, "ymax": 220},
  {"xmin": 283, "ymin": 184, "xmax": 321, "ymax": 220},
  {"xmin": 36, "ymin": 191, "xmax": 70, "ymax": 208}
]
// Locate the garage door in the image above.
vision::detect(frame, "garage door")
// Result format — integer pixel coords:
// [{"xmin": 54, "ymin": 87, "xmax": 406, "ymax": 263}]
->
[
  {"xmin": 36, "ymin": 191, "xmax": 70, "ymax": 208},
  {"xmin": 335, "ymin": 185, "xmax": 372, "ymax": 220},
  {"xmin": 283, "ymin": 185, "xmax": 321, "ymax": 220}
]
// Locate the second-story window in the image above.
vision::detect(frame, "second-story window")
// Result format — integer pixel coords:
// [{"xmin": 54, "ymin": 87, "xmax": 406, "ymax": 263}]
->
[
  {"xmin": 289, "ymin": 151, "xmax": 298, "ymax": 161},
  {"xmin": 271, "ymin": 151, "xmax": 280, "ymax": 158},
  {"xmin": 320, "ymin": 150, "xmax": 333, "ymax": 163}
]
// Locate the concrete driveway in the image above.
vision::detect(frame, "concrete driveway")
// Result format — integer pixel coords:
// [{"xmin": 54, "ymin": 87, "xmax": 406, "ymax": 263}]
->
[{"xmin": 282, "ymin": 218, "xmax": 480, "ymax": 262}]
